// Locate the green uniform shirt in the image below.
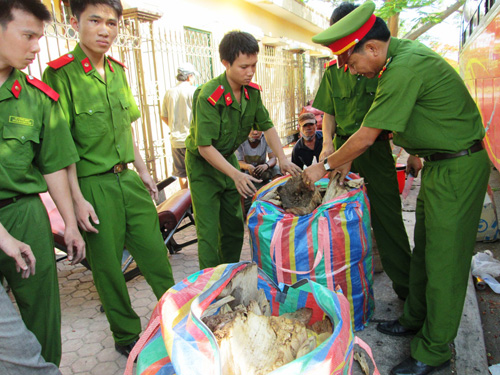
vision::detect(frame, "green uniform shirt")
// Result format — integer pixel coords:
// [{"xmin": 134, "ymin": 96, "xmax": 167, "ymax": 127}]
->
[
  {"xmin": 313, "ymin": 64, "xmax": 377, "ymax": 136},
  {"xmin": 185, "ymin": 72, "xmax": 274, "ymax": 157},
  {"xmin": 0, "ymin": 69, "xmax": 79, "ymax": 200},
  {"xmin": 363, "ymin": 38, "xmax": 484, "ymax": 156},
  {"xmin": 43, "ymin": 44, "xmax": 141, "ymax": 177}
]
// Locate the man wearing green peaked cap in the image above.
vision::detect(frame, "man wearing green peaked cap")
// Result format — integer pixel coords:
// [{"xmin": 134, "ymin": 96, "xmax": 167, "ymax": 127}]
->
[
  {"xmin": 313, "ymin": 2, "xmax": 412, "ymax": 302},
  {"xmin": 304, "ymin": 1, "xmax": 489, "ymax": 374}
]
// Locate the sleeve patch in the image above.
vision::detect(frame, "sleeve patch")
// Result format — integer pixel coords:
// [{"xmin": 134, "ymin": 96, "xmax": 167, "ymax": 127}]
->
[
  {"xmin": 207, "ymin": 85, "xmax": 224, "ymax": 106},
  {"xmin": 248, "ymin": 82, "xmax": 262, "ymax": 91},
  {"xmin": 26, "ymin": 75, "xmax": 59, "ymax": 101},
  {"xmin": 107, "ymin": 55, "xmax": 127, "ymax": 69},
  {"xmin": 47, "ymin": 53, "xmax": 75, "ymax": 70}
]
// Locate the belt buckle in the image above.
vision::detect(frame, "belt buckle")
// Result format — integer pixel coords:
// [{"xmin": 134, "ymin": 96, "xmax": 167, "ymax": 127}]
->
[{"xmin": 113, "ymin": 164, "xmax": 124, "ymax": 173}]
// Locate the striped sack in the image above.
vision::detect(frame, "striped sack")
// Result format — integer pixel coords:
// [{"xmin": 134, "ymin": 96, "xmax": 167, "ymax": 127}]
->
[
  {"xmin": 126, "ymin": 262, "xmax": 379, "ymax": 375},
  {"xmin": 247, "ymin": 174, "xmax": 374, "ymax": 331}
]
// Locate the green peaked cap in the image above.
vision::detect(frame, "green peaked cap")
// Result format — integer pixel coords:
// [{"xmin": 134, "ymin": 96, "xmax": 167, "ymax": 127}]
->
[{"xmin": 312, "ymin": 1, "xmax": 376, "ymax": 49}]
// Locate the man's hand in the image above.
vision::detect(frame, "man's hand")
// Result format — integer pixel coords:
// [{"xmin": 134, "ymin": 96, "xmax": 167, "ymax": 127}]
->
[
  {"xmin": 279, "ymin": 160, "xmax": 302, "ymax": 177},
  {"xmin": 0, "ymin": 232, "xmax": 36, "ymax": 279},
  {"xmin": 302, "ymin": 163, "xmax": 327, "ymax": 190},
  {"xmin": 247, "ymin": 164, "xmax": 256, "ymax": 176},
  {"xmin": 139, "ymin": 171, "xmax": 159, "ymax": 201},
  {"xmin": 252, "ymin": 163, "xmax": 268, "ymax": 178},
  {"xmin": 319, "ymin": 143, "xmax": 334, "ymax": 162},
  {"xmin": 74, "ymin": 198, "xmax": 100, "ymax": 233},
  {"xmin": 407, "ymin": 154, "xmax": 423, "ymax": 177},
  {"xmin": 330, "ymin": 161, "xmax": 352, "ymax": 185},
  {"xmin": 64, "ymin": 225, "xmax": 86, "ymax": 265},
  {"xmin": 233, "ymin": 171, "xmax": 261, "ymax": 198}
]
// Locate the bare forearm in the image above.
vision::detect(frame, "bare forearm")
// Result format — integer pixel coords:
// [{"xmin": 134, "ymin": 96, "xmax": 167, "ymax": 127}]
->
[
  {"xmin": 44, "ymin": 169, "xmax": 78, "ymax": 228},
  {"xmin": 263, "ymin": 127, "xmax": 287, "ymax": 163},
  {"xmin": 199, "ymin": 145, "xmax": 239, "ymax": 179},
  {"xmin": 322, "ymin": 113, "xmax": 337, "ymax": 145},
  {"xmin": 325, "ymin": 127, "xmax": 381, "ymax": 168}
]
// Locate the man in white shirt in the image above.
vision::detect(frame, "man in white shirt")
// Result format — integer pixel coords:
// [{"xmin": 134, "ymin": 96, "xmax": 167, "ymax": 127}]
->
[{"xmin": 161, "ymin": 63, "xmax": 199, "ymax": 189}]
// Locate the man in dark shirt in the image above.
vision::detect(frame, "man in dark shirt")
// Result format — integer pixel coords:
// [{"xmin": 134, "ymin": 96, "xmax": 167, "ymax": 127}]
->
[{"xmin": 291, "ymin": 112, "xmax": 323, "ymax": 169}]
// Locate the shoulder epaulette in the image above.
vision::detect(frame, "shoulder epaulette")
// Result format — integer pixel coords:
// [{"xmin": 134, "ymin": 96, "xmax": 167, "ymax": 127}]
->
[
  {"xmin": 47, "ymin": 53, "xmax": 75, "ymax": 70},
  {"xmin": 378, "ymin": 57, "xmax": 393, "ymax": 78},
  {"xmin": 26, "ymin": 75, "xmax": 59, "ymax": 101},
  {"xmin": 207, "ymin": 85, "xmax": 224, "ymax": 106},
  {"xmin": 248, "ymin": 82, "xmax": 261, "ymax": 91},
  {"xmin": 324, "ymin": 59, "xmax": 337, "ymax": 69},
  {"xmin": 107, "ymin": 55, "xmax": 127, "ymax": 69}
]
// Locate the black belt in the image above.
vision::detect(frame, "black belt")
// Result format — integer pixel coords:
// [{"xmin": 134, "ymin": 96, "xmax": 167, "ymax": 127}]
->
[
  {"xmin": 423, "ymin": 141, "xmax": 484, "ymax": 162},
  {"xmin": 336, "ymin": 131, "xmax": 393, "ymax": 142},
  {"xmin": 0, "ymin": 194, "xmax": 36, "ymax": 210}
]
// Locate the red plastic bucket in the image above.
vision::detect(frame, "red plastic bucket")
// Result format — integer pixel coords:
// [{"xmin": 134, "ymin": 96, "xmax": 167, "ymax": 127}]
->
[{"xmin": 396, "ymin": 163, "xmax": 406, "ymax": 194}]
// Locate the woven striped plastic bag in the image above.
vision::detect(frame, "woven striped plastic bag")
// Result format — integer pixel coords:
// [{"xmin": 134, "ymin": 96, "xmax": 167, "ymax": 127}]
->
[
  {"xmin": 126, "ymin": 262, "xmax": 379, "ymax": 375},
  {"xmin": 247, "ymin": 174, "xmax": 374, "ymax": 331}
]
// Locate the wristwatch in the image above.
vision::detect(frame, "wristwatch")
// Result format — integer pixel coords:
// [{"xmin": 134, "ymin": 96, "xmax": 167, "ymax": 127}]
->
[{"xmin": 323, "ymin": 158, "xmax": 333, "ymax": 171}]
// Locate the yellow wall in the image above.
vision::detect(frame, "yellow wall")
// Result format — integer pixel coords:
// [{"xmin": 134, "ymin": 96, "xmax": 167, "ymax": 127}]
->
[{"xmin": 151, "ymin": 0, "xmax": 325, "ymax": 52}]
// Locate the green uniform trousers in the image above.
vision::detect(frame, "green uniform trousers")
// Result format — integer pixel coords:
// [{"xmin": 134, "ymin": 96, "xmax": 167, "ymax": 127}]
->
[
  {"xmin": 185, "ymin": 151, "xmax": 244, "ymax": 269},
  {"xmin": 336, "ymin": 137, "xmax": 411, "ymax": 299},
  {"xmin": 399, "ymin": 150, "xmax": 489, "ymax": 366},
  {"xmin": 79, "ymin": 169, "xmax": 174, "ymax": 346},
  {"xmin": 0, "ymin": 195, "xmax": 61, "ymax": 366}
]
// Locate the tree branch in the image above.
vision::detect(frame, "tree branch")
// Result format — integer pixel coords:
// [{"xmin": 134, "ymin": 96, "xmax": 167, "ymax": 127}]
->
[{"xmin": 403, "ymin": 0, "xmax": 465, "ymax": 40}]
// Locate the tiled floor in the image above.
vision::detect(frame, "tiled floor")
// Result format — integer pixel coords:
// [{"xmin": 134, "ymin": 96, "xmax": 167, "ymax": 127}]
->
[{"xmin": 55, "ymin": 223, "xmax": 253, "ymax": 375}]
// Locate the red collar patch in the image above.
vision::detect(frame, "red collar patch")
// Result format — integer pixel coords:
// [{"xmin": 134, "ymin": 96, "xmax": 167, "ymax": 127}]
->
[
  {"xmin": 244, "ymin": 88, "xmax": 249, "ymax": 100},
  {"xmin": 378, "ymin": 57, "xmax": 393, "ymax": 78},
  {"xmin": 11, "ymin": 80, "xmax": 22, "ymax": 99},
  {"xmin": 81, "ymin": 58, "xmax": 92, "ymax": 73},
  {"xmin": 225, "ymin": 92, "xmax": 233, "ymax": 106}
]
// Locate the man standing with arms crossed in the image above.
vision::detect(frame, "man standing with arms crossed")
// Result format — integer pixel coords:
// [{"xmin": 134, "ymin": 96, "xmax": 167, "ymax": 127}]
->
[
  {"xmin": 44, "ymin": 0, "xmax": 175, "ymax": 358},
  {"xmin": 0, "ymin": 0, "xmax": 85, "ymax": 366},
  {"xmin": 185, "ymin": 31, "xmax": 301, "ymax": 269},
  {"xmin": 314, "ymin": 2, "xmax": 411, "ymax": 300},
  {"xmin": 304, "ymin": 2, "xmax": 489, "ymax": 373},
  {"xmin": 161, "ymin": 62, "xmax": 198, "ymax": 189}
]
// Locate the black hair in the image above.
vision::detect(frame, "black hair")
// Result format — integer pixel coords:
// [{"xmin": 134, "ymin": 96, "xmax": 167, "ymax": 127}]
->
[
  {"xmin": 70, "ymin": 0, "xmax": 123, "ymax": 20},
  {"xmin": 0, "ymin": 0, "xmax": 51, "ymax": 28},
  {"xmin": 219, "ymin": 31, "xmax": 259, "ymax": 65},
  {"xmin": 330, "ymin": 2, "xmax": 357, "ymax": 26},
  {"xmin": 330, "ymin": 2, "xmax": 390, "ymax": 53}
]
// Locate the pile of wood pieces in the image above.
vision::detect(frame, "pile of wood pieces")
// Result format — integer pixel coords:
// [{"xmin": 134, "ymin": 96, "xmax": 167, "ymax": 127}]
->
[
  {"xmin": 201, "ymin": 264, "xmax": 333, "ymax": 375},
  {"xmin": 261, "ymin": 174, "xmax": 364, "ymax": 215}
]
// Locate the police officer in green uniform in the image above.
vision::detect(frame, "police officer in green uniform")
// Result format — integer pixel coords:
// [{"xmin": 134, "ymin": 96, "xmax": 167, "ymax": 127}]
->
[
  {"xmin": 0, "ymin": 0, "xmax": 85, "ymax": 366},
  {"xmin": 185, "ymin": 31, "xmax": 301, "ymax": 270},
  {"xmin": 313, "ymin": 3, "xmax": 411, "ymax": 300},
  {"xmin": 43, "ymin": 0, "xmax": 175, "ymax": 357},
  {"xmin": 303, "ymin": 2, "xmax": 489, "ymax": 374}
]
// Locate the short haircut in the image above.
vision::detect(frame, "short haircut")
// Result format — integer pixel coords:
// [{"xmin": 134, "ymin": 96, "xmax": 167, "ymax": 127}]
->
[
  {"xmin": 0, "ymin": 0, "xmax": 51, "ymax": 28},
  {"xmin": 70, "ymin": 0, "xmax": 123, "ymax": 20},
  {"xmin": 330, "ymin": 2, "xmax": 391, "ymax": 53},
  {"xmin": 219, "ymin": 31, "xmax": 259, "ymax": 65}
]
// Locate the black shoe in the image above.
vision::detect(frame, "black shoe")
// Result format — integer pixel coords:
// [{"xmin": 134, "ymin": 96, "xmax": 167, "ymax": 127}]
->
[
  {"xmin": 115, "ymin": 340, "xmax": 138, "ymax": 358},
  {"xmin": 390, "ymin": 357, "xmax": 450, "ymax": 375},
  {"xmin": 377, "ymin": 320, "xmax": 418, "ymax": 336}
]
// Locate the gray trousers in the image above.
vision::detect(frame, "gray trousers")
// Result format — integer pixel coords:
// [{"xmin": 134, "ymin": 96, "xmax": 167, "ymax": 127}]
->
[{"xmin": 0, "ymin": 283, "xmax": 61, "ymax": 375}]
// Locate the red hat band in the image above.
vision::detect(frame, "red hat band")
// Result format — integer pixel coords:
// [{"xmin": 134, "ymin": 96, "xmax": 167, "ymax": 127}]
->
[{"xmin": 328, "ymin": 14, "xmax": 377, "ymax": 55}]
